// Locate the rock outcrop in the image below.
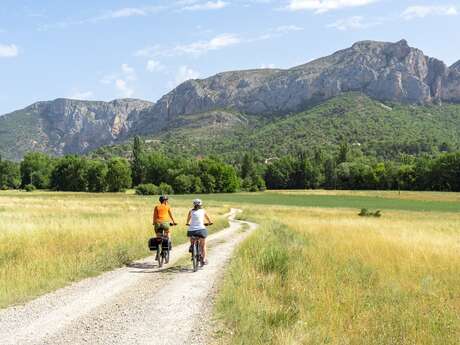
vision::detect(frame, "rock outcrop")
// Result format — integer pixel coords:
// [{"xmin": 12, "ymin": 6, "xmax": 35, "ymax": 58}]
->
[
  {"xmin": 0, "ymin": 98, "xmax": 153, "ymax": 160},
  {"xmin": 145, "ymin": 39, "xmax": 459, "ymax": 122},
  {"xmin": 2, "ymin": 39, "xmax": 460, "ymax": 160}
]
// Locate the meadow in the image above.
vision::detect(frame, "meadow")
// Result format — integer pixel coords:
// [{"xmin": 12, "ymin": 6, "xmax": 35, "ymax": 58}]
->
[
  {"xmin": 0, "ymin": 191, "xmax": 229, "ymax": 308},
  {"xmin": 1, "ymin": 189, "xmax": 459, "ymax": 344},
  {"xmin": 214, "ymin": 192, "xmax": 460, "ymax": 344}
]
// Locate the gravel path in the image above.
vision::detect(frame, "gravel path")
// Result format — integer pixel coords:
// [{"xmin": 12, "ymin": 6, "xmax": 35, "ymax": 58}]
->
[{"xmin": 0, "ymin": 208, "xmax": 257, "ymax": 345}]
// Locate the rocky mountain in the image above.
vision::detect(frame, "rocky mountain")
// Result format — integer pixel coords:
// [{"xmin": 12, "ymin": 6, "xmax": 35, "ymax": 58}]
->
[
  {"xmin": 143, "ymin": 39, "xmax": 459, "ymax": 125},
  {"xmin": 0, "ymin": 98, "xmax": 152, "ymax": 160},
  {"xmin": 2, "ymin": 39, "xmax": 460, "ymax": 160}
]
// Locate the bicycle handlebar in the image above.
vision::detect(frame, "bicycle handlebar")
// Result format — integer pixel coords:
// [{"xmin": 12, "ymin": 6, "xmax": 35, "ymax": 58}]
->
[{"xmin": 185, "ymin": 223, "xmax": 213, "ymax": 226}]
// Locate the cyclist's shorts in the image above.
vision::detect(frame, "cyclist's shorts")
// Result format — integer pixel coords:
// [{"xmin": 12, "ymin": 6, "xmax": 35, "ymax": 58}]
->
[
  {"xmin": 154, "ymin": 222, "xmax": 170, "ymax": 233},
  {"xmin": 187, "ymin": 229, "xmax": 208, "ymax": 238}
]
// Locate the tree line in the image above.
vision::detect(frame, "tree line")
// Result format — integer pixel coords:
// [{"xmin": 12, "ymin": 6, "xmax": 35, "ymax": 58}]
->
[
  {"xmin": 264, "ymin": 143, "xmax": 460, "ymax": 192},
  {"xmin": 0, "ymin": 137, "xmax": 244, "ymax": 193},
  {"xmin": 1, "ymin": 138, "xmax": 459, "ymax": 193}
]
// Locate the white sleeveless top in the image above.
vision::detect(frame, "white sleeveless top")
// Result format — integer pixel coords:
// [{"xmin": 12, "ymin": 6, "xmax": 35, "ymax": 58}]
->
[{"xmin": 188, "ymin": 209, "xmax": 206, "ymax": 231}]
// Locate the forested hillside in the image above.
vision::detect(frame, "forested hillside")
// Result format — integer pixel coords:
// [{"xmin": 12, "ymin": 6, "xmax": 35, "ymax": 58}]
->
[{"xmin": 92, "ymin": 93, "xmax": 460, "ymax": 161}]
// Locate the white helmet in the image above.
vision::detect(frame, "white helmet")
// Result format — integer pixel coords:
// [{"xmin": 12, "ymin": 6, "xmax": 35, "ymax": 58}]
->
[{"xmin": 192, "ymin": 199, "xmax": 203, "ymax": 206}]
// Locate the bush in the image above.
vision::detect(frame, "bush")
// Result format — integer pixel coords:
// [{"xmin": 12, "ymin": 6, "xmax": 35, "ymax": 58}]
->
[
  {"xmin": 158, "ymin": 182, "xmax": 174, "ymax": 195},
  {"xmin": 358, "ymin": 208, "xmax": 382, "ymax": 217},
  {"xmin": 135, "ymin": 183, "xmax": 159, "ymax": 195},
  {"xmin": 24, "ymin": 184, "xmax": 36, "ymax": 192}
]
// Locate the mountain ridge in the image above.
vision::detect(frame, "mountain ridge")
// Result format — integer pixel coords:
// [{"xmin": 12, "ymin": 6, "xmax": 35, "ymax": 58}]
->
[{"xmin": 2, "ymin": 39, "xmax": 460, "ymax": 160}]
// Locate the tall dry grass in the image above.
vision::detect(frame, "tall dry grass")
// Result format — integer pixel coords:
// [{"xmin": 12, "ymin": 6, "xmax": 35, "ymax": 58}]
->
[
  {"xmin": 0, "ymin": 191, "xmax": 228, "ymax": 308},
  {"xmin": 215, "ymin": 205, "xmax": 460, "ymax": 344}
]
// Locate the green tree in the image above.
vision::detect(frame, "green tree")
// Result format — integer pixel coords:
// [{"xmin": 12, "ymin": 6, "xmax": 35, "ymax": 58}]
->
[
  {"xmin": 264, "ymin": 157, "xmax": 294, "ymax": 189},
  {"xmin": 87, "ymin": 160, "xmax": 108, "ymax": 192},
  {"xmin": 241, "ymin": 153, "xmax": 255, "ymax": 180},
  {"xmin": 337, "ymin": 142, "xmax": 350, "ymax": 164},
  {"xmin": 131, "ymin": 136, "xmax": 146, "ymax": 186},
  {"xmin": 51, "ymin": 156, "xmax": 88, "ymax": 191},
  {"xmin": 431, "ymin": 152, "xmax": 460, "ymax": 191},
  {"xmin": 0, "ymin": 156, "xmax": 20, "ymax": 189},
  {"xmin": 106, "ymin": 158, "xmax": 132, "ymax": 192},
  {"xmin": 20, "ymin": 152, "xmax": 54, "ymax": 189}
]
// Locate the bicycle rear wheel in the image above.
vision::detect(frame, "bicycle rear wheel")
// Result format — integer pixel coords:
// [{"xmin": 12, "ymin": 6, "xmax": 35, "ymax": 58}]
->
[
  {"xmin": 192, "ymin": 242, "xmax": 199, "ymax": 272},
  {"xmin": 157, "ymin": 246, "xmax": 163, "ymax": 268}
]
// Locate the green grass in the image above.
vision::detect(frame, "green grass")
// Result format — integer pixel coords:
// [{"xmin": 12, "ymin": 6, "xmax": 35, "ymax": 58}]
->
[
  {"xmin": 214, "ymin": 205, "xmax": 460, "ymax": 345},
  {"xmin": 175, "ymin": 191, "xmax": 460, "ymax": 213},
  {"xmin": 0, "ymin": 191, "xmax": 229, "ymax": 308}
]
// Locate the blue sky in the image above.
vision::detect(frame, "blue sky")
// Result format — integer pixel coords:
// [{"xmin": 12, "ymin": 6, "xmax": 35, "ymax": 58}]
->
[{"xmin": 1, "ymin": 0, "xmax": 460, "ymax": 114}]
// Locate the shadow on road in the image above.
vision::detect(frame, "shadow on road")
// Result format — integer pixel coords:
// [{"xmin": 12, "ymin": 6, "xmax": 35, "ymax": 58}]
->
[
  {"xmin": 127, "ymin": 262, "xmax": 156, "ymax": 270},
  {"xmin": 127, "ymin": 262, "xmax": 194, "ymax": 274}
]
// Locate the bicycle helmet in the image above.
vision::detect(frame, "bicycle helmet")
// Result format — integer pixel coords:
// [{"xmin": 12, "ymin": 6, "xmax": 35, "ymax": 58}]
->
[
  {"xmin": 192, "ymin": 198, "xmax": 203, "ymax": 207},
  {"xmin": 159, "ymin": 195, "xmax": 169, "ymax": 203}
]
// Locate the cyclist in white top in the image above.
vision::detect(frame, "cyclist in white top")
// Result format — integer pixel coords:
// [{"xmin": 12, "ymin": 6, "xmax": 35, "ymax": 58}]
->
[{"xmin": 186, "ymin": 199, "xmax": 213, "ymax": 264}]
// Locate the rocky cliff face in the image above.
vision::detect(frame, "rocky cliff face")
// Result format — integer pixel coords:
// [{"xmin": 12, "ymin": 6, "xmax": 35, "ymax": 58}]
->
[
  {"xmin": 146, "ymin": 40, "xmax": 459, "ymax": 122},
  {"xmin": 2, "ymin": 39, "xmax": 460, "ymax": 160},
  {"xmin": 0, "ymin": 98, "xmax": 153, "ymax": 160}
]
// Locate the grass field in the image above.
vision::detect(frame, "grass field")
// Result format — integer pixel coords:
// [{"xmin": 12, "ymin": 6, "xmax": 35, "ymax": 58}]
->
[
  {"xmin": 1, "ymin": 189, "xmax": 459, "ymax": 344},
  {"xmin": 197, "ymin": 190, "xmax": 460, "ymax": 213},
  {"xmin": 214, "ymin": 192, "xmax": 460, "ymax": 344},
  {"xmin": 0, "ymin": 191, "xmax": 229, "ymax": 308}
]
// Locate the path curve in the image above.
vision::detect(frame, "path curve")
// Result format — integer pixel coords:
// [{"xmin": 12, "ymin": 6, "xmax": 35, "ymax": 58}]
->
[{"xmin": 0, "ymin": 208, "xmax": 257, "ymax": 345}]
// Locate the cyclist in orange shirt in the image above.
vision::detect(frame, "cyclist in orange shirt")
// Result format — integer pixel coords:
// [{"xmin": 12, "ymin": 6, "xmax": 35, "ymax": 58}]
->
[{"xmin": 153, "ymin": 195, "xmax": 177, "ymax": 238}]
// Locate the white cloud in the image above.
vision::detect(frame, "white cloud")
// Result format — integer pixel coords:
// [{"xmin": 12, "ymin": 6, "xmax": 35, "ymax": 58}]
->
[
  {"xmin": 174, "ymin": 66, "xmax": 201, "ymax": 86},
  {"xmin": 100, "ymin": 64, "xmax": 137, "ymax": 98},
  {"xmin": 115, "ymin": 79, "xmax": 134, "ymax": 98},
  {"xmin": 92, "ymin": 6, "xmax": 165, "ymax": 21},
  {"xmin": 402, "ymin": 5, "xmax": 458, "ymax": 20},
  {"xmin": 39, "ymin": 6, "xmax": 165, "ymax": 30},
  {"xmin": 327, "ymin": 16, "xmax": 381, "ymax": 30},
  {"xmin": 0, "ymin": 43, "xmax": 18, "ymax": 58},
  {"xmin": 146, "ymin": 59, "xmax": 165, "ymax": 72},
  {"xmin": 182, "ymin": 1, "xmax": 228, "ymax": 10},
  {"xmin": 69, "ymin": 90, "xmax": 94, "ymax": 100},
  {"xmin": 273, "ymin": 25, "xmax": 304, "ymax": 33},
  {"xmin": 136, "ymin": 33, "xmax": 241, "ymax": 58},
  {"xmin": 176, "ymin": 33, "xmax": 240, "ymax": 55},
  {"xmin": 287, "ymin": 0, "xmax": 377, "ymax": 13},
  {"xmin": 121, "ymin": 63, "xmax": 137, "ymax": 80},
  {"xmin": 107, "ymin": 8, "xmax": 147, "ymax": 18},
  {"xmin": 260, "ymin": 63, "xmax": 276, "ymax": 68}
]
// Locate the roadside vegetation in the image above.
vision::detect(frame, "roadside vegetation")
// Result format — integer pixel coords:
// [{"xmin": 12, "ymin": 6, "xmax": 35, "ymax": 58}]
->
[
  {"xmin": 214, "ymin": 192, "xmax": 460, "ymax": 344},
  {"xmin": 0, "ymin": 191, "xmax": 229, "ymax": 308}
]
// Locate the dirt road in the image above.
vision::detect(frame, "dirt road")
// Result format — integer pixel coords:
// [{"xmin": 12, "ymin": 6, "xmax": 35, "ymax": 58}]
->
[{"xmin": 0, "ymin": 208, "xmax": 256, "ymax": 345}]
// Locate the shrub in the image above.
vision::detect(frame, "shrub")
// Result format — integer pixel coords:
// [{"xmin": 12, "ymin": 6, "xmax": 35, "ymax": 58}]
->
[
  {"xmin": 158, "ymin": 182, "xmax": 174, "ymax": 195},
  {"xmin": 24, "ymin": 184, "xmax": 36, "ymax": 192},
  {"xmin": 135, "ymin": 183, "xmax": 159, "ymax": 195},
  {"xmin": 358, "ymin": 208, "xmax": 382, "ymax": 217}
]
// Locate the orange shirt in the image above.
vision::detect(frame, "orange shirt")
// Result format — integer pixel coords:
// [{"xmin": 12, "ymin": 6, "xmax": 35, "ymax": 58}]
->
[{"xmin": 153, "ymin": 204, "xmax": 170, "ymax": 223}]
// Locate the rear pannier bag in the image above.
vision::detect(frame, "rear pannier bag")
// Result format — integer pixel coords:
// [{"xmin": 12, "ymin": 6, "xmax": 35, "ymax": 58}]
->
[
  {"xmin": 162, "ymin": 238, "xmax": 172, "ymax": 250},
  {"xmin": 148, "ymin": 237, "xmax": 159, "ymax": 251}
]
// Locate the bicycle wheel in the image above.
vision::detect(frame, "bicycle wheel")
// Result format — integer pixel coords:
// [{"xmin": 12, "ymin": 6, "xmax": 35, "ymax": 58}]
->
[
  {"xmin": 164, "ymin": 249, "xmax": 170, "ymax": 264},
  {"xmin": 192, "ymin": 242, "xmax": 198, "ymax": 272},
  {"xmin": 157, "ymin": 246, "xmax": 162, "ymax": 268}
]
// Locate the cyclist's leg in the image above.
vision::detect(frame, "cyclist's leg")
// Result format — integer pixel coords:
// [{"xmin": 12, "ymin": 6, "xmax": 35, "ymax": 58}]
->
[{"xmin": 199, "ymin": 238, "xmax": 207, "ymax": 262}]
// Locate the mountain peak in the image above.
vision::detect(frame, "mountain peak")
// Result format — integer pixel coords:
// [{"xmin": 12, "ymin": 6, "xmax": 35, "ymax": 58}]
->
[{"xmin": 2, "ymin": 39, "xmax": 460, "ymax": 160}]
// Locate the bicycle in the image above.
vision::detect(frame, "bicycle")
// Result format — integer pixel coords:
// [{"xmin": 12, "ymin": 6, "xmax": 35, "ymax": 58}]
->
[
  {"xmin": 149, "ymin": 223, "xmax": 176, "ymax": 268},
  {"xmin": 190, "ymin": 223, "xmax": 212, "ymax": 272}
]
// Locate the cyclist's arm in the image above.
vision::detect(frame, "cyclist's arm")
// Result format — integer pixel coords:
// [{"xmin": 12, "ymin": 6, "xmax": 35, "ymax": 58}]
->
[
  {"xmin": 186, "ymin": 210, "xmax": 192, "ymax": 226},
  {"xmin": 168, "ymin": 209, "xmax": 177, "ymax": 224},
  {"xmin": 204, "ymin": 212, "xmax": 213, "ymax": 224},
  {"xmin": 153, "ymin": 207, "xmax": 158, "ymax": 225}
]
